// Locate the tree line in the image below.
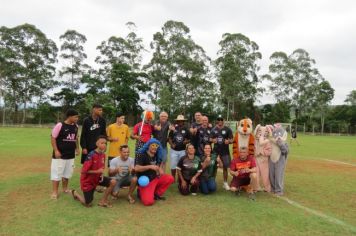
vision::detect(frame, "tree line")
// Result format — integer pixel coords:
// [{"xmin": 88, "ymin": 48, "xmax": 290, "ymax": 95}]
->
[{"xmin": 1, "ymin": 21, "xmax": 355, "ymax": 133}]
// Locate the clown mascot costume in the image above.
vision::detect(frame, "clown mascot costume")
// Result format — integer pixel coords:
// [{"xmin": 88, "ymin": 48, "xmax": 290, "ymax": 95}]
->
[
  {"xmin": 134, "ymin": 138, "xmax": 174, "ymax": 206},
  {"xmin": 131, "ymin": 110, "xmax": 155, "ymax": 159}
]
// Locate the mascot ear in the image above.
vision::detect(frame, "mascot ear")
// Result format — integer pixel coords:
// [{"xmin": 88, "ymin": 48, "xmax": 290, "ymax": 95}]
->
[
  {"xmin": 266, "ymin": 125, "xmax": 273, "ymax": 134},
  {"xmin": 282, "ymin": 129, "xmax": 288, "ymax": 141},
  {"xmin": 254, "ymin": 124, "xmax": 261, "ymax": 136}
]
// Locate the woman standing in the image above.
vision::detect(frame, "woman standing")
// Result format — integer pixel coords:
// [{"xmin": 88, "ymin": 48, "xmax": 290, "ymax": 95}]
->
[
  {"xmin": 199, "ymin": 144, "xmax": 222, "ymax": 194},
  {"xmin": 176, "ymin": 144, "xmax": 202, "ymax": 196}
]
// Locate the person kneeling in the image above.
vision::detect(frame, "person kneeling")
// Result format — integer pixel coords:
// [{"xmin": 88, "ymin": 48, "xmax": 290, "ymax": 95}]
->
[
  {"xmin": 230, "ymin": 147, "xmax": 258, "ymax": 200},
  {"xmin": 135, "ymin": 138, "xmax": 174, "ymax": 206},
  {"xmin": 199, "ymin": 144, "xmax": 222, "ymax": 194},
  {"xmin": 177, "ymin": 144, "xmax": 202, "ymax": 196},
  {"xmin": 72, "ymin": 136, "xmax": 116, "ymax": 208},
  {"xmin": 109, "ymin": 145, "xmax": 137, "ymax": 204}
]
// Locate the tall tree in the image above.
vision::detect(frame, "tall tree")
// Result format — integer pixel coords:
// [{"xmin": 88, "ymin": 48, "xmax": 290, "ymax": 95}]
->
[
  {"xmin": 0, "ymin": 24, "xmax": 57, "ymax": 123},
  {"xmin": 215, "ymin": 33, "xmax": 262, "ymax": 119},
  {"xmin": 54, "ymin": 30, "xmax": 89, "ymax": 109},
  {"xmin": 95, "ymin": 22, "xmax": 148, "ymax": 117},
  {"xmin": 311, "ymin": 81, "xmax": 334, "ymax": 133},
  {"xmin": 344, "ymin": 90, "xmax": 356, "ymax": 105},
  {"xmin": 266, "ymin": 49, "xmax": 326, "ymax": 117},
  {"xmin": 145, "ymin": 20, "xmax": 213, "ymax": 116}
]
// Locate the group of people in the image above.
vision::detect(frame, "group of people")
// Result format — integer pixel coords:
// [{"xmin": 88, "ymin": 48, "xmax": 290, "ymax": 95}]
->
[{"xmin": 50, "ymin": 104, "xmax": 289, "ymax": 208}]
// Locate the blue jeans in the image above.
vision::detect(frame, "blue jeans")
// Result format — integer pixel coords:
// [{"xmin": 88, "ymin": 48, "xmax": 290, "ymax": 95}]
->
[{"xmin": 200, "ymin": 178, "xmax": 217, "ymax": 194}]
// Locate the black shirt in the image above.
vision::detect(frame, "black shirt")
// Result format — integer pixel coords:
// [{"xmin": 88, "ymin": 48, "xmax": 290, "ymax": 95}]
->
[
  {"xmin": 190, "ymin": 122, "xmax": 202, "ymax": 150},
  {"xmin": 210, "ymin": 126, "xmax": 233, "ymax": 156},
  {"xmin": 80, "ymin": 116, "xmax": 106, "ymax": 151},
  {"xmin": 177, "ymin": 155, "xmax": 201, "ymax": 180},
  {"xmin": 196, "ymin": 126, "xmax": 212, "ymax": 157},
  {"xmin": 135, "ymin": 152, "xmax": 161, "ymax": 181},
  {"xmin": 169, "ymin": 125, "xmax": 191, "ymax": 151},
  {"xmin": 152, "ymin": 121, "xmax": 170, "ymax": 148},
  {"xmin": 52, "ymin": 122, "xmax": 78, "ymax": 159}
]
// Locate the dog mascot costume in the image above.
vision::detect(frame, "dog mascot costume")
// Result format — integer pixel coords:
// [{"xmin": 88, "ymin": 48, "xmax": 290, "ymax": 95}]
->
[{"xmin": 269, "ymin": 124, "xmax": 289, "ymax": 195}]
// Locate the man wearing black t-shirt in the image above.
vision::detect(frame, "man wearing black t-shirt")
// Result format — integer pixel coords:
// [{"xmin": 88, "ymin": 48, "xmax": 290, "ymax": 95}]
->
[
  {"xmin": 80, "ymin": 104, "xmax": 106, "ymax": 164},
  {"xmin": 210, "ymin": 115, "xmax": 233, "ymax": 190},
  {"xmin": 50, "ymin": 109, "xmax": 79, "ymax": 199},
  {"xmin": 134, "ymin": 139, "xmax": 174, "ymax": 206},
  {"xmin": 168, "ymin": 115, "xmax": 191, "ymax": 182},
  {"xmin": 190, "ymin": 112, "xmax": 202, "ymax": 150},
  {"xmin": 196, "ymin": 116, "xmax": 212, "ymax": 157}
]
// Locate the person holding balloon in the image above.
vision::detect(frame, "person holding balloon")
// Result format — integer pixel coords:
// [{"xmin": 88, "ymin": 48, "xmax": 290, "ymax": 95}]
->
[
  {"xmin": 134, "ymin": 138, "xmax": 174, "ymax": 206},
  {"xmin": 131, "ymin": 110, "xmax": 155, "ymax": 159}
]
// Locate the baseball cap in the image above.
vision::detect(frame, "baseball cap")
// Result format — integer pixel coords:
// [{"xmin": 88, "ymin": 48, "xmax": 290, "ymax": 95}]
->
[{"xmin": 216, "ymin": 115, "xmax": 224, "ymax": 121}]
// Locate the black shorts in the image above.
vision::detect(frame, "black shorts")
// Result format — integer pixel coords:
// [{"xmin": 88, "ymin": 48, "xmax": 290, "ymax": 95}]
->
[
  {"xmin": 83, "ymin": 176, "xmax": 112, "ymax": 204},
  {"xmin": 231, "ymin": 177, "xmax": 250, "ymax": 188}
]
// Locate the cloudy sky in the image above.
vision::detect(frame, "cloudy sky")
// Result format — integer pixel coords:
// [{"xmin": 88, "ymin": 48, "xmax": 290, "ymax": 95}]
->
[{"xmin": 1, "ymin": 0, "xmax": 355, "ymax": 105}]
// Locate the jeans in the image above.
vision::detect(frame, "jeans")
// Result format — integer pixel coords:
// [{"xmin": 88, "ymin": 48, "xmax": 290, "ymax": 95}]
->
[{"xmin": 200, "ymin": 178, "xmax": 217, "ymax": 194}]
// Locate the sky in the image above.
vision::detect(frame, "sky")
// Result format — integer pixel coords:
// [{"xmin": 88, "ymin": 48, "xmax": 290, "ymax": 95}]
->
[{"xmin": 1, "ymin": 0, "xmax": 356, "ymax": 105}]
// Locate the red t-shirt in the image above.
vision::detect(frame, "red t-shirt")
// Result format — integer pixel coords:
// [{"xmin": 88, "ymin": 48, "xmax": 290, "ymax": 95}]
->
[
  {"xmin": 230, "ymin": 155, "xmax": 256, "ymax": 178},
  {"xmin": 133, "ymin": 122, "xmax": 154, "ymax": 143},
  {"xmin": 80, "ymin": 150, "xmax": 105, "ymax": 192}
]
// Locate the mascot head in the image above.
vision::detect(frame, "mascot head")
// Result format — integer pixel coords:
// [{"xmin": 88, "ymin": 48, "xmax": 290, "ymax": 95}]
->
[
  {"xmin": 254, "ymin": 124, "xmax": 272, "ymax": 139},
  {"xmin": 271, "ymin": 123, "xmax": 287, "ymax": 142},
  {"xmin": 237, "ymin": 118, "xmax": 253, "ymax": 136}
]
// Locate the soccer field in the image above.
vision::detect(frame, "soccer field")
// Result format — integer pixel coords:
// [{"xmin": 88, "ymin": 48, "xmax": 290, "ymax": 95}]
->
[{"xmin": 0, "ymin": 127, "xmax": 355, "ymax": 235}]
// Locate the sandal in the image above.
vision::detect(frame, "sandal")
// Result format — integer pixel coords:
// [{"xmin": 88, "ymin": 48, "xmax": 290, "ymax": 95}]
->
[
  {"xmin": 50, "ymin": 193, "xmax": 58, "ymax": 200},
  {"xmin": 71, "ymin": 190, "xmax": 79, "ymax": 201},
  {"xmin": 98, "ymin": 202, "xmax": 113, "ymax": 208},
  {"xmin": 63, "ymin": 189, "xmax": 71, "ymax": 194},
  {"xmin": 127, "ymin": 195, "xmax": 136, "ymax": 204}
]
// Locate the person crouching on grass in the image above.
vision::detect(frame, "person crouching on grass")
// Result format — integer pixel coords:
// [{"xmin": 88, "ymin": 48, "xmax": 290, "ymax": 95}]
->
[
  {"xmin": 108, "ymin": 145, "xmax": 137, "ymax": 204},
  {"xmin": 50, "ymin": 109, "xmax": 79, "ymax": 200},
  {"xmin": 177, "ymin": 144, "xmax": 202, "ymax": 196},
  {"xmin": 229, "ymin": 147, "xmax": 258, "ymax": 200},
  {"xmin": 71, "ymin": 135, "xmax": 117, "ymax": 208},
  {"xmin": 135, "ymin": 138, "xmax": 174, "ymax": 206}
]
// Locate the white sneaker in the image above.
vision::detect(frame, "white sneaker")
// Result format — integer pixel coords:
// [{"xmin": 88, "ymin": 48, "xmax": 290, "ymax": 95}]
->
[
  {"xmin": 191, "ymin": 193, "xmax": 197, "ymax": 196},
  {"xmin": 223, "ymin": 182, "xmax": 230, "ymax": 191}
]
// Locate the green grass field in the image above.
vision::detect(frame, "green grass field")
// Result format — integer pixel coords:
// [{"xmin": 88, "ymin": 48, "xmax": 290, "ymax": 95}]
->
[{"xmin": 0, "ymin": 127, "xmax": 356, "ymax": 235}]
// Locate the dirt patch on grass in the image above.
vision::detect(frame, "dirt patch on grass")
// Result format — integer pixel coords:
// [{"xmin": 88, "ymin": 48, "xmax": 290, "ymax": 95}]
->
[
  {"xmin": 0, "ymin": 183, "xmax": 48, "ymax": 226},
  {"xmin": 0, "ymin": 156, "xmax": 50, "ymax": 180}
]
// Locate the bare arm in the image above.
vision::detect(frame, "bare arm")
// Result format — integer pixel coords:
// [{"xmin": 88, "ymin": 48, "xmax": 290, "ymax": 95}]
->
[
  {"xmin": 51, "ymin": 137, "xmax": 61, "ymax": 158},
  {"xmin": 134, "ymin": 164, "xmax": 157, "ymax": 173}
]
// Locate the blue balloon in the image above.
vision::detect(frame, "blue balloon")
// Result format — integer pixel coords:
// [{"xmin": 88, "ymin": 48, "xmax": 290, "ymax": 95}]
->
[{"xmin": 138, "ymin": 175, "xmax": 150, "ymax": 187}]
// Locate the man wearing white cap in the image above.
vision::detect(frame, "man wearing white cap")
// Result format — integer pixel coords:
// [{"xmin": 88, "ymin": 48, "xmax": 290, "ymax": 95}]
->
[{"xmin": 168, "ymin": 115, "xmax": 191, "ymax": 182}]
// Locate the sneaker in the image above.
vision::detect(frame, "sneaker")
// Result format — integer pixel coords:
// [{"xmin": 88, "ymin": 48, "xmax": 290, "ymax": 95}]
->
[
  {"xmin": 248, "ymin": 192, "xmax": 256, "ymax": 201},
  {"xmin": 191, "ymin": 193, "xmax": 197, "ymax": 196},
  {"xmin": 223, "ymin": 182, "xmax": 230, "ymax": 191}
]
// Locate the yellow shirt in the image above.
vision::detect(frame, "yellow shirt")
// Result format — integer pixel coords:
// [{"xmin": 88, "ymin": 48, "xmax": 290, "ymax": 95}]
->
[{"xmin": 106, "ymin": 123, "xmax": 130, "ymax": 157}]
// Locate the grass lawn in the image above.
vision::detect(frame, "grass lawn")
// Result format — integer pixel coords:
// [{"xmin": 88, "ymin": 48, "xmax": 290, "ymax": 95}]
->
[{"xmin": 0, "ymin": 127, "xmax": 355, "ymax": 235}]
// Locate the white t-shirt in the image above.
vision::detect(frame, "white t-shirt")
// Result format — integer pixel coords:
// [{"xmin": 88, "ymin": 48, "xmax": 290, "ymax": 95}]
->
[{"xmin": 109, "ymin": 157, "xmax": 135, "ymax": 179}]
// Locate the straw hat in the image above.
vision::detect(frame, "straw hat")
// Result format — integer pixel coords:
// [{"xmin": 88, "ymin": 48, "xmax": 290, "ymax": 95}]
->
[{"xmin": 174, "ymin": 115, "xmax": 187, "ymax": 121}]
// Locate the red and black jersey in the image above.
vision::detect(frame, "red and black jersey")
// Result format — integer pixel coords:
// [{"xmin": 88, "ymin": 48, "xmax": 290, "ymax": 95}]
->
[{"xmin": 80, "ymin": 150, "xmax": 106, "ymax": 192}]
